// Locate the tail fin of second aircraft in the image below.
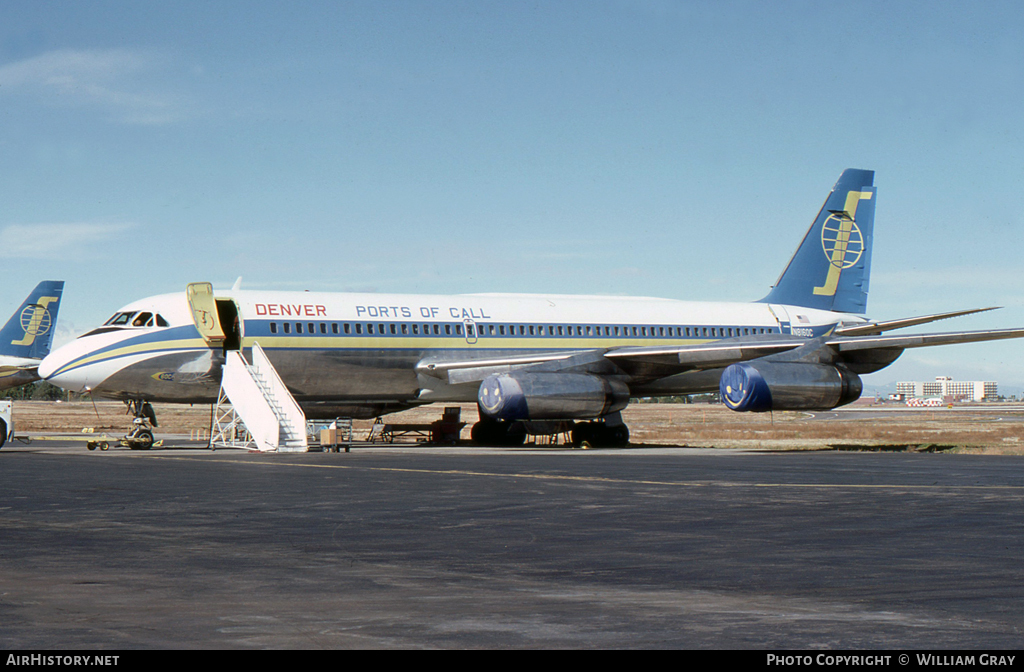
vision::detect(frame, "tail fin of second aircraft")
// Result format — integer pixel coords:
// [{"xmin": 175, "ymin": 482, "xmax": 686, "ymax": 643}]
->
[
  {"xmin": 0, "ymin": 281, "xmax": 65, "ymax": 360},
  {"xmin": 760, "ymin": 169, "xmax": 876, "ymax": 314}
]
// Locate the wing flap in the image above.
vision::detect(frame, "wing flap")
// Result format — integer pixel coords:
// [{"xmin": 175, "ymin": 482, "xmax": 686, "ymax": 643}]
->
[
  {"xmin": 417, "ymin": 350, "xmax": 592, "ymax": 384},
  {"xmin": 605, "ymin": 338, "xmax": 805, "ymax": 369}
]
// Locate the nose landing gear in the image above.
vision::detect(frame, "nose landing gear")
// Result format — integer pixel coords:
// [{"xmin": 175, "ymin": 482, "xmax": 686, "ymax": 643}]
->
[{"xmin": 125, "ymin": 399, "xmax": 158, "ymax": 450}]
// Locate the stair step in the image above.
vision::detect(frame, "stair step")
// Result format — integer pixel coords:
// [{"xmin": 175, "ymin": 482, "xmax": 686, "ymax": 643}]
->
[{"xmin": 213, "ymin": 343, "xmax": 308, "ymax": 452}]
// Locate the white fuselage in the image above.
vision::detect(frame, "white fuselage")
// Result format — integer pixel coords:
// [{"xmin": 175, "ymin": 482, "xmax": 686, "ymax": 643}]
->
[{"xmin": 39, "ymin": 289, "xmax": 865, "ymax": 417}]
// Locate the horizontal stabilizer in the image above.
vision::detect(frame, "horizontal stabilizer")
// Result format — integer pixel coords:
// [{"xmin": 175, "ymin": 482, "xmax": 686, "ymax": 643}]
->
[
  {"xmin": 834, "ymin": 307, "xmax": 1001, "ymax": 337},
  {"xmin": 829, "ymin": 327, "xmax": 1024, "ymax": 352}
]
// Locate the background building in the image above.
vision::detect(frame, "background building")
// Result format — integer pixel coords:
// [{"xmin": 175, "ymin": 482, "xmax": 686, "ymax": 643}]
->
[{"xmin": 896, "ymin": 376, "xmax": 997, "ymax": 402}]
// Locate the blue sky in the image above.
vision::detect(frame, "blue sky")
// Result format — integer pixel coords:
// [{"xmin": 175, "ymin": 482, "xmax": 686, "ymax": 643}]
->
[{"xmin": 2, "ymin": 1, "xmax": 1023, "ymax": 390}]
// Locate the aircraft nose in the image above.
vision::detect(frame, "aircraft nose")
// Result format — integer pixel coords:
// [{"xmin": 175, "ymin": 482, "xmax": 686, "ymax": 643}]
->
[
  {"xmin": 39, "ymin": 347, "xmax": 88, "ymax": 393},
  {"xmin": 37, "ymin": 351, "xmax": 60, "ymax": 380}
]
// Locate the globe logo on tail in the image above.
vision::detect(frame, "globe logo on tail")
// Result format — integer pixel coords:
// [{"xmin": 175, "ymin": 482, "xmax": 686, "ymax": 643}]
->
[
  {"xmin": 821, "ymin": 214, "xmax": 864, "ymax": 269},
  {"xmin": 19, "ymin": 304, "xmax": 52, "ymax": 337}
]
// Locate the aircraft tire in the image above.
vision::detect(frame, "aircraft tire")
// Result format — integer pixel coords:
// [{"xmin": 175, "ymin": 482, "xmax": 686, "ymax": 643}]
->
[
  {"xmin": 470, "ymin": 421, "xmax": 492, "ymax": 444},
  {"xmin": 502, "ymin": 422, "xmax": 527, "ymax": 447},
  {"xmin": 572, "ymin": 422, "xmax": 629, "ymax": 448},
  {"xmin": 571, "ymin": 423, "xmax": 592, "ymax": 448},
  {"xmin": 130, "ymin": 429, "xmax": 154, "ymax": 450},
  {"xmin": 471, "ymin": 420, "xmax": 525, "ymax": 446},
  {"xmin": 607, "ymin": 424, "xmax": 630, "ymax": 448}
]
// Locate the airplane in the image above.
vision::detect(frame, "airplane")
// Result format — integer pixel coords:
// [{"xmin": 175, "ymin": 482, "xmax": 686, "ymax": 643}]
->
[
  {"xmin": 37, "ymin": 170, "xmax": 1024, "ymax": 448},
  {"xmin": 0, "ymin": 280, "xmax": 64, "ymax": 448},
  {"xmin": 0, "ymin": 280, "xmax": 65, "ymax": 392}
]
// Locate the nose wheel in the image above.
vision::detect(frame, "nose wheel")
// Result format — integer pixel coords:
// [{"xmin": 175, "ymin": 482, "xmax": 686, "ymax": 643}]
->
[{"xmin": 125, "ymin": 400, "xmax": 158, "ymax": 450}]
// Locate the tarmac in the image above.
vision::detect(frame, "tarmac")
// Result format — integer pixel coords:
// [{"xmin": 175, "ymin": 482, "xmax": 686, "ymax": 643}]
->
[{"xmin": 2, "ymin": 437, "xmax": 1024, "ymax": 649}]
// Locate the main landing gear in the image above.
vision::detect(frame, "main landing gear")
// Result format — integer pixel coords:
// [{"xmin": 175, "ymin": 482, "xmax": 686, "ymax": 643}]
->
[
  {"xmin": 470, "ymin": 418, "xmax": 527, "ymax": 447},
  {"xmin": 470, "ymin": 412, "xmax": 630, "ymax": 448},
  {"xmin": 571, "ymin": 418, "xmax": 630, "ymax": 449},
  {"xmin": 125, "ymin": 399, "xmax": 158, "ymax": 450}
]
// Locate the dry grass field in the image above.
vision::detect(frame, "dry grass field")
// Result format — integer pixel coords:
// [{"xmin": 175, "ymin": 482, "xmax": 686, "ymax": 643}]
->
[{"xmin": 9, "ymin": 398, "xmax": 1024, "ymax": 454}]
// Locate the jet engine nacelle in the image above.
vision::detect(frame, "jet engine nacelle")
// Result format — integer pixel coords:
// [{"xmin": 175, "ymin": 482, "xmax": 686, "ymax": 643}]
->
[
  {"xmin": 719, "ymin": 361, "xmax": 862, "ymax": 412},
  {"xmin": 478, "ymin": 372, "xmax": 629, "ymax": 421}
]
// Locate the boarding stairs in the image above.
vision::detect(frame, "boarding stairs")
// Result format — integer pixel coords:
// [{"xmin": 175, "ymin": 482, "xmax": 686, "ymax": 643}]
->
[{"xmin": 210, "ymin": 342, "xmax": 308, "ymax": 452}]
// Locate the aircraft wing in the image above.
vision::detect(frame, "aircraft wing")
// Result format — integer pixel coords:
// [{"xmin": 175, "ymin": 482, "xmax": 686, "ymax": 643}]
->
[
  {"xmin": 0, "ymin": 355, "xmax": 46, "ymax": 372},
  {"xmin": 0, "ymin": 360, "xmax": 43, "ymax": 391},
  {"xmin": 418, "ymin": 337, "xmax": 808, "ymax": 385},
  {"xmin": 419, "ymin": 324, "xmax": 1024, "ymax": 387},
  {"xmin": 601, "ymin": 338, "xmax": 806, "ymax": 380},
  {"xmin": 417, "ymin": 351, "xmax": 593, "ymax": 385}
]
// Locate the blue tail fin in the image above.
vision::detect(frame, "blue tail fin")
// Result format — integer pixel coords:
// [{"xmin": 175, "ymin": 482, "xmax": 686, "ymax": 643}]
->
[
  {"xmin": 0, "ymin": 281, "xmax": 65, "ymax": 360},
  {"xmin": 760, "ymin": 169, "xmax": 876, "ymax": 313}
]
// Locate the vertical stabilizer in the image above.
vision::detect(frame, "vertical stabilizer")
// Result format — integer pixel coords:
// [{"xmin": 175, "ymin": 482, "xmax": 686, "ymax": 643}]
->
[
  {"xmin": 760, "ymin": 170, "xmax": 876, "ymax": 313},
  {"xmin": 0, "ymin": 281, "xmax": 65, "ymax": 360}
]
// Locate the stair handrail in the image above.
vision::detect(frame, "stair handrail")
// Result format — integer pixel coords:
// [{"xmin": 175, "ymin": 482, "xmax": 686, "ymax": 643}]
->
[{"xmin": 250, "ymin": 341, "xmax": 307, "ymax": 448}]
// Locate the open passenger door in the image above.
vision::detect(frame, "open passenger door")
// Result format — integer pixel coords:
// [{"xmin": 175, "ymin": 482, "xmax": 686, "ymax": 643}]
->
[{"xmin": 187, "ymin": 282, "xmax": 243, "ymax": 350}]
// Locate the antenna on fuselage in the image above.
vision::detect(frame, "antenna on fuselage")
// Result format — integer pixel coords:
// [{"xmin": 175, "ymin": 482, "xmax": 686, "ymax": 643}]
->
[{"xmin": 231, "ymin": 277, "xmax": 242, "ymax": 291}]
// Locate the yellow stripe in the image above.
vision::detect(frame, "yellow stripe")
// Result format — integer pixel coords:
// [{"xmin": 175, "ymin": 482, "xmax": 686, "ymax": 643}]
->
[{"xmin": 53, "ymin": 338, "xmax": 208, "ymax": 376}]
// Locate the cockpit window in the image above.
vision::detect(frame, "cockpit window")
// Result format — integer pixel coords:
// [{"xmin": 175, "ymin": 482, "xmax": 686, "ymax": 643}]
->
[
  {"xmin": 132, "ymin": 312, "xmax": 153, "ymax": 327},
  {"xmin": 104, "ymin": 312, "xmax": 136, "ymax": 326},
  {"xmin": 156, "ymin": 314, "xmax": 169, "ymax": 327}
]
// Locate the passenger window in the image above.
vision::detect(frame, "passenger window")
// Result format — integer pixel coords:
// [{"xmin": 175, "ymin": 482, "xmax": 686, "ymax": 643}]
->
[
  {"xmin": 390, "ymin": 324, "xmax": 397, "ymax": 335},
  {"xmin": 529, "ymin": 326, "xmax": 535, "ymax": 336},
  {"xmin": 270, "ymin": 323, "xmax": 278, "ymax": 334},
  {"xmin": 412, "ymin": 324, "xmax": 419, "ymax": 335},
  {"xmin": 308, "ymin": 322, "xmax": 315, "ymax": 334},
  {"xmin": 332, "ymin": 323, "xmax": 339, "ymax": 334},
  {"xmin": 367, "ymin": 323, "xmax": 374, "ymax": 334},
  {"xmin": 434, "ymin": 324, "xmax": 440, "ymax": 335},
  {"xmin": 320, "ymin": 323, "xmax": 327, "ymax": 334},
  {"xmin": 401, "ymin": 324, "xmax": 408, "ymax": 334},
  {"xmin": 296, "ymin": 323, "xmax": 303, "ymax": 334},
  {"xmin": 456, "ymin": 324, "xmax": 463, "ymax": 335},
  {"xmin": 283, "ymin": 323, "xmax": 291, "ymax": 334},
  {"xmin": 355, "ymin": 323, "xmax": 362, "ymax": 334},
  {"xmin": 379, "ymin": 323, "xmax": 385, "ymax": 334},
  {"xmin": 445, "ymin": 324, "xmax": 451, "ymax": 335}
]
